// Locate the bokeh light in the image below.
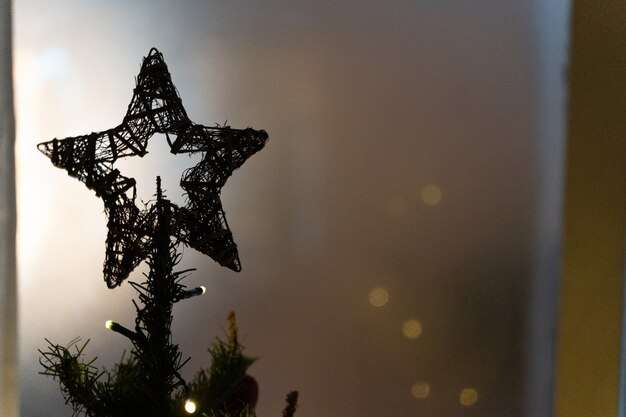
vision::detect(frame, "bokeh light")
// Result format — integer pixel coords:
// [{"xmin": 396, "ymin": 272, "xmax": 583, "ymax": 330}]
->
[
  {"xmin": 459, "ymin": 388, "xmax": 479, "ymax": 406},
  {"xmin": 184, "ymin": 399, "xmax": 197, "ymax": 414},
  {"xmin": 402, "ymin": 319, "xmax": 423, "ymax": 339},
  {"xmin": 411, "ymin": 381, "xmax": 430, "ymax": 399},
  {"xmin": 368, "ymin": 287, "xmax": 389, "ymax": 307},
  {"xmin": 420, "ymin": 184, "xmax": 442, "ymax": 206},
  {"xmin": 387, "ymin": 196, "xmax": 409, "ymax": 218}
]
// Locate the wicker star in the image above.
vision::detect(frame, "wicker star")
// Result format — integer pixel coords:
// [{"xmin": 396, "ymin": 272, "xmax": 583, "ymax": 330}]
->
[{"xmin": 37, "ymin": 48, "xmax": 268, "ymax": 288}]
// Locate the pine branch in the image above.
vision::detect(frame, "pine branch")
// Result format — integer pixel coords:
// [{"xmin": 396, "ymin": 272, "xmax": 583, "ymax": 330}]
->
[
  {"xmin": 39, "ymin": 196, "xmax": 298, "ymax": 417},
  {"xmin": 38, "ymin": 338, "xmax": 106, "ymax": 417},
  {"xmin": 184, "ymin": 312, "xmax": 257, "ymax": 416},
  {"xmin": 282, "ymin": 392, "xmax": 299, "ymax": 417}
]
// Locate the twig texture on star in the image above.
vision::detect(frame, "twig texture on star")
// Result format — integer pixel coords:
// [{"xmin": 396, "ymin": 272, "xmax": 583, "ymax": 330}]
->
[{"xmin": 38, "ymin": 48, "xmax": 268, "ymax": 288}]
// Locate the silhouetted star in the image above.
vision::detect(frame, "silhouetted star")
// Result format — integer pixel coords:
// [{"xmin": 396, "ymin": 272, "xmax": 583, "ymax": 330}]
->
[{"xmin": 38, "ymin": 48, "xmax": 268, "ymax": 288}]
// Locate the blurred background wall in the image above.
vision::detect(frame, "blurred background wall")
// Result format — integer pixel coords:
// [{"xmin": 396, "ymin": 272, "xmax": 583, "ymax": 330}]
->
[{"xmin": 14, "ymin": 1, "xmax": 569, "ymax": 416}]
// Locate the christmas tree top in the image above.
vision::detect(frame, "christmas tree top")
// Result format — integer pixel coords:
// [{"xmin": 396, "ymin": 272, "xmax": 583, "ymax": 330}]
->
[{"xmin": 37, "ymin": 49, "xmax": 298, "ymax": 417}]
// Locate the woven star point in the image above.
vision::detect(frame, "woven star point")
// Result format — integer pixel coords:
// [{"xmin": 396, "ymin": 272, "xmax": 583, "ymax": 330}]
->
[{"xmin": 38, "ymin": 48, "xmax": 268, "ymax": 288}]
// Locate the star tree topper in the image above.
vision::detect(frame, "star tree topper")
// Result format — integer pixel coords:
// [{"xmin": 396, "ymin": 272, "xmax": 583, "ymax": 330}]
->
[{"xmin": 38, "ymin": 48, "xmax": 268, "ymax": 288}]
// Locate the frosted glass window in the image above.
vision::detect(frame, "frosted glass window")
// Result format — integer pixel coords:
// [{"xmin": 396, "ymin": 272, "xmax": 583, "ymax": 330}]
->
[{"xmin": 14, "ymin": 2, "xmax": 569, "ymax": 416}]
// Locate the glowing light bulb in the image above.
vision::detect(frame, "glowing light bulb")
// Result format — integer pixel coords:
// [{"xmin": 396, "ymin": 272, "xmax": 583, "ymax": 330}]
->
[
  {"xmin": 421, "ymin": 184, "xmax": 442, "ymax": 206},
  {"xmin": 179, "ymin": 286, "xmax": 206, "ymax": 300},
  {"xmin": 387, "ymin": 196, "xmax": 409, "ymax": 218},
  {"xmin": 368, "ymin": 287, "xmax": 389, "ymax": 307},
  {"xmin": 411, "ymin": 381, "xmax": 431, "ymax": 399},
  {"xmin": 105, "ymin": 320, "xmax": 114, "ymax": 330},
  {"xmin": 184, "ymin": 399, "xmax": 197, "ymax": 414},
  {"xmin": 459, "ymin": 388, "xmax": 479, "ymax": 406},
  {"xmin": 402, "ymin": 319, "xmax": 423, "ymax": 339}
]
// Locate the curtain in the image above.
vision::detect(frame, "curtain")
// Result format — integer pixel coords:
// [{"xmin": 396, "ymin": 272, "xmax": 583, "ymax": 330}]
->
[{"xmin": 0, "ymin": 0, "xmax": 17, "ymax": 416}]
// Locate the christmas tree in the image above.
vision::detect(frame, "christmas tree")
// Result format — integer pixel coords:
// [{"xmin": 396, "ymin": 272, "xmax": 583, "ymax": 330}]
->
[{"xmin": 37, "ymin": 49, "xmax": 298, "ymax": 417}]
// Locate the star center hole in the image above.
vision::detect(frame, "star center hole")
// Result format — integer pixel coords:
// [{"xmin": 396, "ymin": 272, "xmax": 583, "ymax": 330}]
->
[{"xmin": 114, "ymin": 133, "xmax": 202, "ymax": 208}]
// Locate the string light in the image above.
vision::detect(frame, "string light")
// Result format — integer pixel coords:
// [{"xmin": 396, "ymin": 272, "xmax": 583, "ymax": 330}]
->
[
  {"xmin": 368, "ymin": 287, "xmax": 389, "ymax": 307},
  {"xmin": 184, "ymin": 399, "xmax": 197, "ymax": 414},
  {"xmin": 421, "ymin": 184, "xmax": 442, "ymax": 206},
  {"xmin": 402, "ymin": 319, "xmax": 423, "ymax": 339},
  {"xmin": 459, "ymin": 388, "xmax": 479, "ymax": 406},
  {"xmin": 104, "ymin": 320, "xmax": 138, "ymax": 341},
  {"xmin": 411, "ymin": 381, "xmax": 431, "ymax": 399},
  {"xmin": 387, "ymin": 196, "xmax": 409, "ymax": 218},
  {"xmin": 178, "ymin": 286, "xmax": 207, "ymax": 301}
]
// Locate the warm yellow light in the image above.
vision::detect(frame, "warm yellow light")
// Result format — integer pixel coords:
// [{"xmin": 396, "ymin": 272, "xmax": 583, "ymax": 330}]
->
[
  {"xmin": 402, "ymin": 319, "xmax": 423, "ymax": 339},
  {"xmin": 459, "ymin": 388, "xmax": 479, "ymax": 406},
  {"xmin": 368, "ymin": 287, "xmax": 389, "ymax": 307},
  {"xmin": 421, "ymin": 184, "xmax": 442, "ymax": 206},
  {"xmin": 105, "ymin": 320, "xmax": 114, "ymax": 330},
  {"xmin": 411, "ymin": 381, "xmax": 430, "ymax": 399},
  {"xmin": 387, "ymin": 196, "xmax": 409, "ymax": 218},
  {"xmin": 200, "ymin": 286, "xmax": 206, "ymax": 294},
  {"xmin": 184, "ymin": 399, "xmax": 197, "ymax": 414}
]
